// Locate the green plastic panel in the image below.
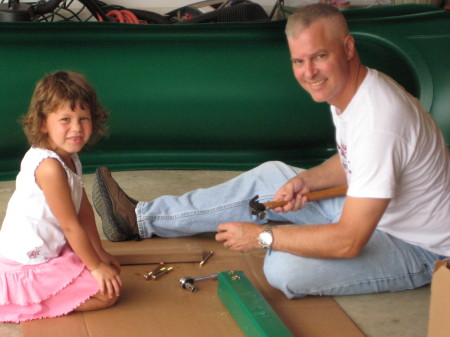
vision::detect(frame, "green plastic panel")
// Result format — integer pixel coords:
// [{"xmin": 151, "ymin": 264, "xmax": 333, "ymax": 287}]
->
[
  {"xmin": 218, "ymin": 271, "xmax": 294, "ymax": 337},
  {"xmin": 0, "ymin": 5, "xmax": 448, "ymax": 180}
]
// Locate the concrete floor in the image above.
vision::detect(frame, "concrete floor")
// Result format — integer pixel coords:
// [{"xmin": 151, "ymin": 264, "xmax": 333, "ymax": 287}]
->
[{"xmin": 0, "ymin": 169, "xmax": 431, "ymax": 337}]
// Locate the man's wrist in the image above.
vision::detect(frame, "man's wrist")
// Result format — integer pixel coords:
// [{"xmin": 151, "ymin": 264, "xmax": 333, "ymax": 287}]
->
[{"xmin": 258, "ymin": 225, "xmax": 273, "ymax": 249}]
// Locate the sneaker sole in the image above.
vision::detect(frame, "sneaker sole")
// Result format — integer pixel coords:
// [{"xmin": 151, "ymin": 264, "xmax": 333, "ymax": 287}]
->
[{"xmin": 92, "ymin": 168, "xmax": 129, "ymax": 242}]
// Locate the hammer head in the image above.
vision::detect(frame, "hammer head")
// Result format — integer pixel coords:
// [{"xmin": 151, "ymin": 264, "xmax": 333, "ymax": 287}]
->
[{"xmin": 249, "ymin": 195, "xmax": 267, "ymax": 219}]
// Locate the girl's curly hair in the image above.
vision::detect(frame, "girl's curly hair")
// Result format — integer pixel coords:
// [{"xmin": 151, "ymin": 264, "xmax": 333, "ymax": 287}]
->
[{"xmin": 21, "ymin": 70, "xmax": 109, "ymax": 149}]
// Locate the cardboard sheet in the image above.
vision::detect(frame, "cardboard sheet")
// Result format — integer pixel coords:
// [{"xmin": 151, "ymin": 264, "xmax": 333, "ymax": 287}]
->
[
  {"xmin": 101, "ymin": 238, "xmax": 204, "ymax": 264},
  {"xmin": 22, "ymin": 237, "xmax": 365, "ymax": 337}
]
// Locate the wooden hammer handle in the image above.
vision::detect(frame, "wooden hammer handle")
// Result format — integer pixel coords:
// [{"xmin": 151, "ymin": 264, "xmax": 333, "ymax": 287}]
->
[
  {"xmin": 263, "ymin": 185, "xmax": 348, "ymax": 210},
  {"xmin": 305, "ymin": 185, "xmax": 348, "ymax": 201},
  {"xmin": 263, "ymin": 200, "xmax": 288, "ymax": 210}
]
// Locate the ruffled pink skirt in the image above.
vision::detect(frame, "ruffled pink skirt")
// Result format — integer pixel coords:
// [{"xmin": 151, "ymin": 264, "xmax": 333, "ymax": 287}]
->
[{"xmin": 0, "ymin": 245, "xmax": 99, "ymax": 323}]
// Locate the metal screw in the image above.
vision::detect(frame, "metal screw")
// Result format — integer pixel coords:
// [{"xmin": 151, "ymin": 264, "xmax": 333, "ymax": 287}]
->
[
  {"xmin": 144, "ymin": 262, "xmax": 165, "ymax": 280},
  {"xmin": 199, "ymin": 251, "xmax": 214, "ymax": 267},
  {"xmin": 152, "ymin": 266, "xmax": 173, "ymax": 280}
]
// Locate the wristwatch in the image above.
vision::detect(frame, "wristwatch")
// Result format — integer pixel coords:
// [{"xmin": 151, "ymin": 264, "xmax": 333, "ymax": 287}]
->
[{"xmin": 258, "ymin": 225, "xmax": 273, "ymax": 249}]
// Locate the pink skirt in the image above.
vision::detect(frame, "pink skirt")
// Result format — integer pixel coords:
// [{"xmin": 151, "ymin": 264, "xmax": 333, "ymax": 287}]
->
[{"xmin": 0, "ymin": 245, "xmax": 99, "ymax": 323}]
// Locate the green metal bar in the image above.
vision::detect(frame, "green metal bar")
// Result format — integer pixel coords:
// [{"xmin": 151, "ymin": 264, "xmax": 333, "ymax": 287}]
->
[{"xmin": 218, "ymin": 271, "xmax": 294, "ymax": 337}]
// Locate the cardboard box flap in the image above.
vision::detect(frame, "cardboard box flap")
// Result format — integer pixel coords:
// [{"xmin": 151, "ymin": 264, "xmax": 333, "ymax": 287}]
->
[{"xmin": 427, "ymin": 259, "xmax": 450, "ymax": 337}]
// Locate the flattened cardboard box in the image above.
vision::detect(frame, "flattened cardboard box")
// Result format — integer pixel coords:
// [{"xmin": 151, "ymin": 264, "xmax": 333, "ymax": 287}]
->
[
  {"xmin": 427, "ymin": 259, "xmax": 450, "ymax": 337},
  {"xmin": 22, "ymin": 238, "xmax": 364, "ymax": 337}
]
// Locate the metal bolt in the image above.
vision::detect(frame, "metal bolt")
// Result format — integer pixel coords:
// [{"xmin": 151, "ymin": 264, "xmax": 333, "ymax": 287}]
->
[
  {"xmin": 144, "ymin": 262, "xmax": 165, "ymax": 280},
  {"xmin": 199, "ymin": 251, "xmax": 214, "ymax": 267},
  {"xmin": 152, "ymin": 266, "xmax": 173, "ymax": 280}
]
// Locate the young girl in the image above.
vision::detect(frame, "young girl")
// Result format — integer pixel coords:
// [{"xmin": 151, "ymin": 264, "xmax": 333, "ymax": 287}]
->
[{"xmin": 0, "ymin": 71, "xmax": 122, "ymax": 322}]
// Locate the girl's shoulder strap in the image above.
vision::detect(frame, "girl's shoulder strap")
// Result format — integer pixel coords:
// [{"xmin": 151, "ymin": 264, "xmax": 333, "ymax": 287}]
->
[{"xmin": 27, "ymin": 147, "xmax": 66, "ymax": 170}]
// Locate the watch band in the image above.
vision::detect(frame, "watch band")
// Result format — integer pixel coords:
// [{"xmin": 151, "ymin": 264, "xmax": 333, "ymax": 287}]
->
[{"xmin": 263, "ymin": 225, "xmax": 272, "ymax": 235}]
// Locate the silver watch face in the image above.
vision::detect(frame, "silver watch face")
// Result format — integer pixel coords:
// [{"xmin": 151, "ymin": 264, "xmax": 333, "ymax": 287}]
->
[{"xmin": 259, "ymin": 231, "xmax": 273, "ymax": 248}]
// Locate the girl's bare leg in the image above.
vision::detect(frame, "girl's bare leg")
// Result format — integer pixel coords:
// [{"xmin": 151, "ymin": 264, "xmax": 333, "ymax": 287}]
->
[{"xmin": 74, "ymin": 292, "xmax": 118, "ymax": 312}]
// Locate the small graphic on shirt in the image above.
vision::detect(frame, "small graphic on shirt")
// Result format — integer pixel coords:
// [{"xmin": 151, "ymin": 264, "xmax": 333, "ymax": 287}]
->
[
  {"xmin": 27, "ymin": 248, "xmax": 41, "ymax": 259},
  {"xmin": 337, "ymin": 143, "xmax": 352, "ymax": 175}
]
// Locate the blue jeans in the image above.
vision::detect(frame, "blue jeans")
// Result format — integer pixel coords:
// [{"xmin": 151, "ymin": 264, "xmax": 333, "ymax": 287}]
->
[{"xmin": 136, "ymin": 161, "xmax": 442, "ymax": 297}]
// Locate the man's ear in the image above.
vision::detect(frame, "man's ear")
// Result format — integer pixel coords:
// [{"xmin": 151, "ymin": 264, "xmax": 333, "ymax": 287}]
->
[{"xmin": 344, "ymin": 34, "xmax": 356, "ymax": 60}]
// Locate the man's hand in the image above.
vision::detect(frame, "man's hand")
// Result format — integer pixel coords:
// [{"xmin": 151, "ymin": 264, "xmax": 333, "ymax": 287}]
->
[
  {"xmin": 215, "ymin": 222, "xmax": 262, "ymax": 252},
  {"xmin": 272, "ymin": 154, "xmax": 348, "ymax": 213},
  {"xmin": 273, "ymin": 176, "xmax": 310, "ymax": 212},
  {"xmin": 273, "ymin": 154, "xmax": 347, "ymax": 213}
]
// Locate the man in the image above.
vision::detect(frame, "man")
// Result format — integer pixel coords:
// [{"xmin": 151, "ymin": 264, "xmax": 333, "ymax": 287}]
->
[{"xmin": 93, "ymin": 4, "xmax": 449, "ymax": 299}]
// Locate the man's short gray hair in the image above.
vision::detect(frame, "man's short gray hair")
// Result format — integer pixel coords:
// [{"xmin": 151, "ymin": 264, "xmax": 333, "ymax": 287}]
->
[{"xmin": 285, "ymin": 4, "xmax": 348, "ymax": 39}]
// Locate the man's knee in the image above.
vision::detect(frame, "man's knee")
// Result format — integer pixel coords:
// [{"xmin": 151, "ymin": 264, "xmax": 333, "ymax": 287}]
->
[
  {"xmin": 250, "ymin": 161, "xmax": 284, "ymax": 176},
  {"xmin": 250, "ymin": 161, "xmax": 301, "ymax": 186},
  {"xmin": 255, "ymin": 161, "xmax": 290, "ymax": 174},
  {"xmin": 263, "ymin": 251, "xmax": 327, "ymax": 299}
]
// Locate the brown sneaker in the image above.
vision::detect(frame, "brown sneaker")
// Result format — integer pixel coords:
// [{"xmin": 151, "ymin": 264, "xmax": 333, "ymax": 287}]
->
[{"xmin": 92, "ymin": 167, "xmax": 139, "ymax": 241}]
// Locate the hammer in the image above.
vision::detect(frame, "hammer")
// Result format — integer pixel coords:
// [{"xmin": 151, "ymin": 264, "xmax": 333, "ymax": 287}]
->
[{"xmin": 249, "ymin": 185, "xmax": 348, "ymax": 219}]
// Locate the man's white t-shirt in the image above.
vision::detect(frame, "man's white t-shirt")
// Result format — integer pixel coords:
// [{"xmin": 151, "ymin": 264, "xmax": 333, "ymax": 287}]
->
[{"xmin": 331, "ymin": 68, "xmax": 450, "ymax": 256}]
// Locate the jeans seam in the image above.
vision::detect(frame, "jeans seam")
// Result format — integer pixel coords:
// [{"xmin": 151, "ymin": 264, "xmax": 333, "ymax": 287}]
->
[{"xmin": 138, "ymin": 199, "xmax": 249, "ymax": 221}]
